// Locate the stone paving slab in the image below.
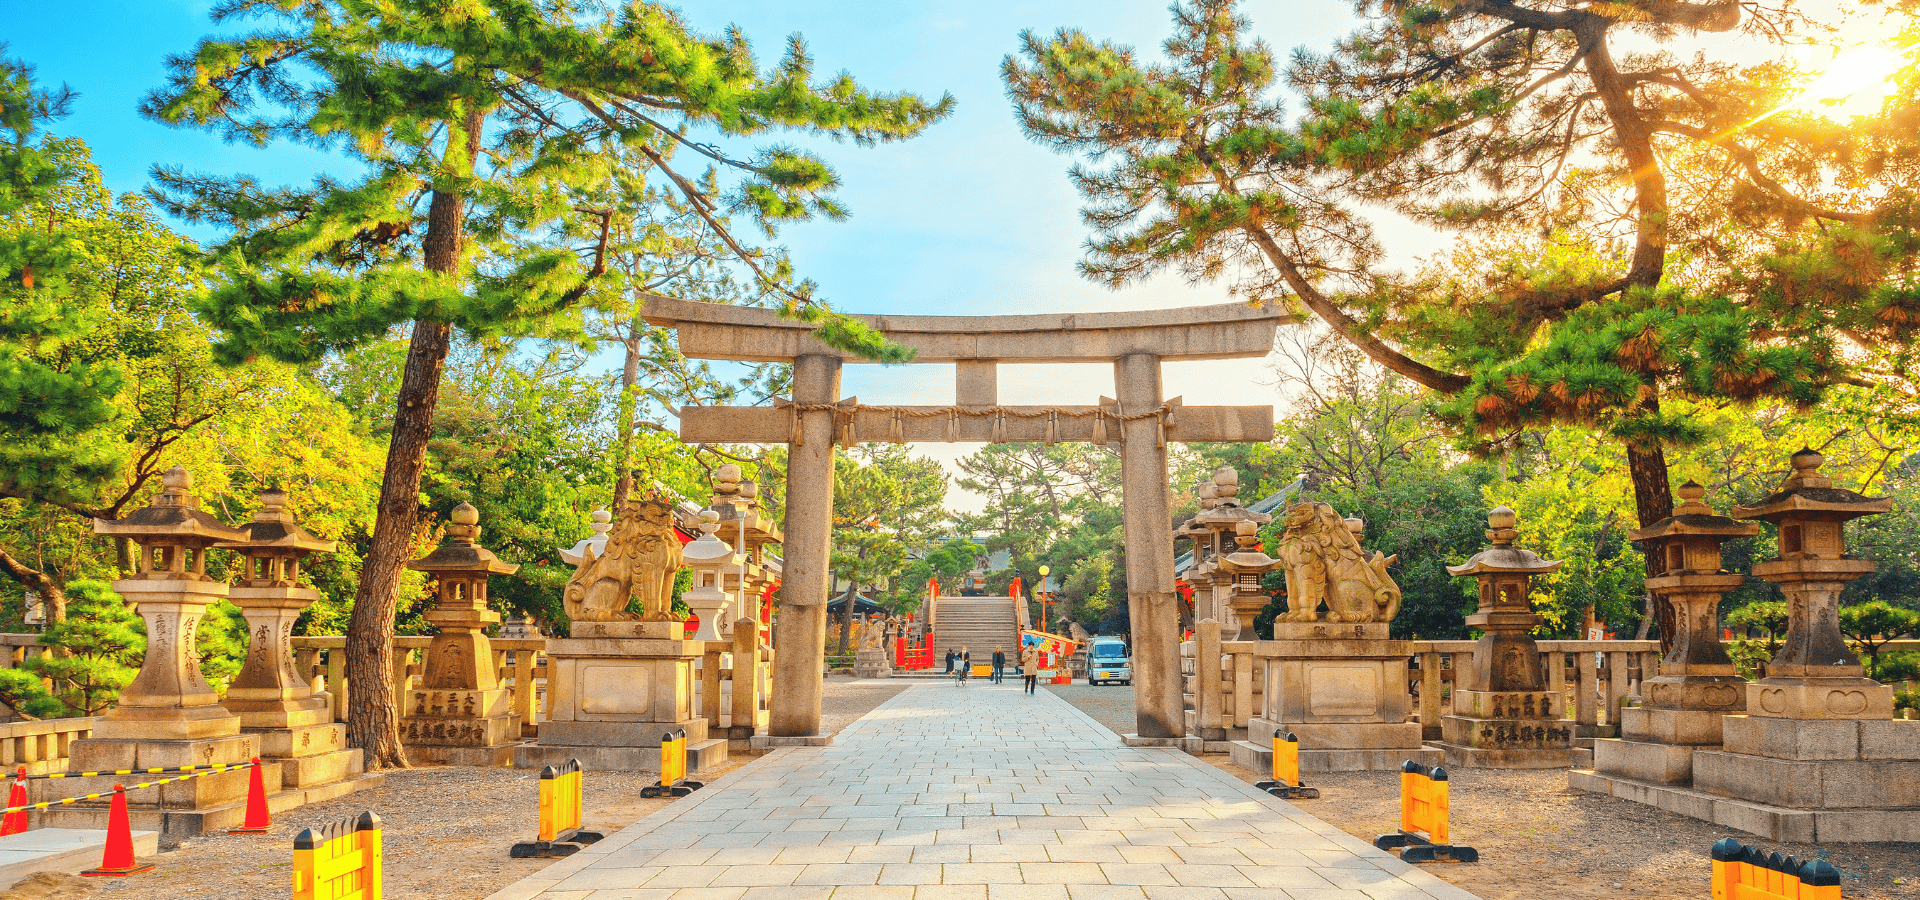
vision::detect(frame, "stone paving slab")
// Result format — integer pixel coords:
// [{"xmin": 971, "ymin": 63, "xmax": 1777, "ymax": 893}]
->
[{"xmin": 485, "ymin": 684, "xmax": 1480, "ymax": 900}]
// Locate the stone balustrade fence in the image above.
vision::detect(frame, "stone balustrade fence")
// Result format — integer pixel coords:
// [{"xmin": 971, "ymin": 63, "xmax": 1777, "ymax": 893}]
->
[
  {"xmin": 0, "ymin": 626, "xmax": 788, "ymax": 771},
  {"xmin": 0, "ymin": 717, "xmax": 99, "ymax": 775},
  {"xmin": 1409, "ymin": 640, "xmax": 1662, "ymax": 739},
  {"xmin": 290, "ymin": 636, "xmax": 552, "ymax": 737},
  {"xmin": 0, "ymin": 628, "xmax": 1910, "ymax": 772},
  {"xmin": 0, "ymin": 634, "xmax": 56, "ymax": 694},
  {"xmin": 1184, "ymin": 637, "xmax": 1669, "ymax": 742},
  {"xmin": 1178, "ymin": 629, "xmax": 1265, "ymax": 740}
]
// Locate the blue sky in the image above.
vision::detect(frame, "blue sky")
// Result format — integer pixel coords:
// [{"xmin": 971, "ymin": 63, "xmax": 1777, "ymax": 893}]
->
[{"xmin": 3, "ymin": 0, "xmax": 1368, "ymax": 508}]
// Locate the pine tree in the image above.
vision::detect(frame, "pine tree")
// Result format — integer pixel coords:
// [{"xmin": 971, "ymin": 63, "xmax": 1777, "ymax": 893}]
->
[
  {"xmin": 0, "ymin": 54, "xmax": 114, "ymax": 620},
  {"xmin": 144, "ymin": 1, "xmax": 951, "ymax": 766},
  {"xmin": 0, "ymin": 51, "xmax": 222, "ymax": 619},
  {"xmin": 1003, "ymin": 0, "xmax": 1920, "ymax": 536},
  {"xmin": 21, "ymin": 580, "xmax": 143, "ymax": 717}
]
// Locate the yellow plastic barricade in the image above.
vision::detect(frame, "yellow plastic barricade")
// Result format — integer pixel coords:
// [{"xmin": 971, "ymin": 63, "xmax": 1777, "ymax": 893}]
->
[
  {"xmin": 1372, "ymin": 761, "xmax": 1477, "ymax": 863},
  {"xmin": 293, "ymin": 811, "xmax": 382, "ymax": 900},
  {"xmin": 640, "ymin": 729, "xmax": 705, "ymax": 798},
  {"xmin": 510, "ymin": 758, "xmax": 605, "ymax": 858},
  {"xmin": 1253, "ymin": 730, "xmax": 1319, "ymax": 800},
  {"xmin": 1711, "ymin": 838, "xmax": 1841, "ymax": 900}
]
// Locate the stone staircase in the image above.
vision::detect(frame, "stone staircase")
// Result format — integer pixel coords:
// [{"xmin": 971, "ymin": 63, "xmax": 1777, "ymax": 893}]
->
[{"xmin": 930, "ymin": 596, "xmax": 1021, "ymax": 665}]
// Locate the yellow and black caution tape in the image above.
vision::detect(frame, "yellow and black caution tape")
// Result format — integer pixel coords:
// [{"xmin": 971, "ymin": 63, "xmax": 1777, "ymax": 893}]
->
[
  {"xmin": 3, "ymin": 761, "xmax": 258, "ymax": 814},
  {"xmin": 23, "ymin": 761, "xmax": 259, "ymax": 781}
]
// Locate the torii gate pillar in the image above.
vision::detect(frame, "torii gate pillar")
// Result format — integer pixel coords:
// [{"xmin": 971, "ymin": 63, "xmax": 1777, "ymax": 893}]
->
[
  {"xmin": 1116, "ymin": 352, "xmax": 1183, "ymax": 739},
  {"xmin": 771, "ymin": 354, "xmax": 841, "ymax": 737}
]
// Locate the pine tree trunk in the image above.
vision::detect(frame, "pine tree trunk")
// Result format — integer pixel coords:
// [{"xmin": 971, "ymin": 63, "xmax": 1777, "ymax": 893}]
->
[
  {"xmin": 345, "ymin": 115, "xmax": 475, "ymax": 767},
  {"xmin": 345, "ymin": 318, "xmax": 451, "ymax": 769},
  {"xmin": 1625, "ymin": 442, "xmax": 1676, "ymax": 650},
  {"xmin": 0, "ymin": 545, "xmax": 64, "ymax": 622},
  {"xmin": 611, "ymin": 320, "xmax": 642, "ymax": 513}
]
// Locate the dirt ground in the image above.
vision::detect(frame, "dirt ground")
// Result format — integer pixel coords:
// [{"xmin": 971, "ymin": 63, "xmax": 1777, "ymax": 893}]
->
[
  {"xmin": 0, "ymin": 676, "xmax": 914, "ymax": 900},
  {"xmin": 1044, "ymin": 682, "xmax": 1920, "ymax": 900}
]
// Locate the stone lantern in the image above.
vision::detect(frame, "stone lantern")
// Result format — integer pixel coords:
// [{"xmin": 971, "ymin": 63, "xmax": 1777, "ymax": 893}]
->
[
  {"xmin": 213, "ymin": 488, "xmax": 367, "ymax": 791},
  {"xmin": 682, "ymin": 510, "xmax": 743, "ymax": 642},
  {"xmin": 1684, "ymin": 450, "xmax": 1920, "ymax": 842},
  {"xmin": 1734, "ymin": 448, "xmax": 1891, "ymax": 707},
  {"xmin": 1580, "ymin": 481, "xmax": 1757, "ymax": 791},
  {"xmin": 399, "ymin": 503, "xmax": 522, "ymax": 765},
  {"xmin": 1635, "ymin": 481, "xmax": 1757, "ymax": 704},
  {"xmin": 706, "ymin": 466, "xmax": 783, "ymax": 639},
  {"xmin": 86, "ymin": 466, "xmax": 248, "ymax": 742},
  {"xmin": 1183, "ymin": 467, "xmax": 1273, "ymax": 637},
  {"xmin": 1437, "ymin": 505, "xmax": 1571, "ymax": 766},
  {"xmin": 1213, "ymin": 519, "xmax": 1281, "ymax": 639},
  {"xmin": 66, "ymin": 466, "xmax": 266, "ymax": 823}
]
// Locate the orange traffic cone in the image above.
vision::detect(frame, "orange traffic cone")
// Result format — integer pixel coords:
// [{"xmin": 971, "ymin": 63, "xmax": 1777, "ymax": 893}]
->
[
  {"xmin": 1, "ymin": 766, "xmax": 29, "ymax": 836},
  {"xmin": 81, "ymin": 786, "xmax": 153, "ymax": 877},
  {"xmin": 228, "ymin": 759, "xmax": 271, "ymax": 834}
]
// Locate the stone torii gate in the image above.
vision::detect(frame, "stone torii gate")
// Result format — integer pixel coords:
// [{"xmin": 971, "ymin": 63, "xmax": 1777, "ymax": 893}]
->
[{"xmin": 643, "ymin": 295, "xmax": 1293, "ymax": 741}]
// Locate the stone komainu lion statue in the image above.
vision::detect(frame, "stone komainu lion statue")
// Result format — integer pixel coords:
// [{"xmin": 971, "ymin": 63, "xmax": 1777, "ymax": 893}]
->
[
  {"xmin": 564, "ymin": 499, "xmax": 684, "ymax": 622},
  {"xmin": 1275, "ymin": 501, "xmax": 1402, "ymax": 623},
  {"xmin": 859, "ymin": 616, "xmax": 894, "ymax": 651}
]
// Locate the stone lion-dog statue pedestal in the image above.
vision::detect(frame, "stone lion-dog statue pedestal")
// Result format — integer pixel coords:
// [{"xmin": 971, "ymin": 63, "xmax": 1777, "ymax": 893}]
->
[
  {"xmin": 518, "ymin": 498, "xmax": 728, "ymax": 774},
  {"xmin": 1237, "ymin": 501, "xmax": 1442, "ymax": 773}
]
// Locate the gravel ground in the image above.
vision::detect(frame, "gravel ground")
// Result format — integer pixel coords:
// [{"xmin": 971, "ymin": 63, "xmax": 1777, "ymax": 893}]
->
[
  {"xmin": 1045, "ymin": 682, "xmax": 1920, "ymax": 900},
  {"xmin": 817, "ymin": 674, "xmax": 914, "ymax": 734},
  {"xmin": 1, "ymin": 677, "xmax": 915, "ymax": 900}
]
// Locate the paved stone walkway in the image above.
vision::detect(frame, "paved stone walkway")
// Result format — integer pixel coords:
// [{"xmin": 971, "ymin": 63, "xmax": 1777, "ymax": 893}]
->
[{"xmin": 486, "ymin": 684, "xmax": 1478, "ymax": 900}]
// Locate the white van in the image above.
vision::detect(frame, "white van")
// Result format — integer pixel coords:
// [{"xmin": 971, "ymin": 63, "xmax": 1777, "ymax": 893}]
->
[{"xmin": 1087, "ymin": 637, "xmax": 1131, "ymax": 686}]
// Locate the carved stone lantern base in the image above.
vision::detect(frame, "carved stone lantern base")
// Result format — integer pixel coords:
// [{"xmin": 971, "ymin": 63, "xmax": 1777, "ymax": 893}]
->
[
  {"xmin": 62, "ymin": 719, "xmax": 274, "ymax": 830},
  {"xmin": 1591, "ymin": 644, "xmax": 1754, "ymax": 787},
  {"xmin": 1234, "ymin": 622, "xmax": 1441, "ymax": 773},
  {"xmin": 1437, "ymin": 688, "xmax": 1572, "ymax": 769},
  {"xmin": 400, "ymin": 686, "xmax": 521, "ymax": 766},
  {"xmin": 515, "ymin": 621, "xmax": 729, "ymax": 774}
]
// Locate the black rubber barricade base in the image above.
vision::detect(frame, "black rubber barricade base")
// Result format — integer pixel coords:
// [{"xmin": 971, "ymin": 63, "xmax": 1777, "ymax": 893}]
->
[
  {"xmin": 640, "ymin": 779, "xmax": 704, "ymax": 799},
  {"xmin": 509, "ymin": 826, "xmax": 606, "ymax": 858},
  {"xmin": 1373, "ymin": 830, "xmax": 1478, "ymax": 863},
  {"xmin": 1254, "ymin": 779, "xmax": 1320, "ymax": 799}
]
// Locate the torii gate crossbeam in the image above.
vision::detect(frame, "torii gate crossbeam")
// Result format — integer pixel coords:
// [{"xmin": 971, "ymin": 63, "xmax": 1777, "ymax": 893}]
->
[{"xmin": 642, "ymin": 295, "xmax": 1295, "ymax": 743}]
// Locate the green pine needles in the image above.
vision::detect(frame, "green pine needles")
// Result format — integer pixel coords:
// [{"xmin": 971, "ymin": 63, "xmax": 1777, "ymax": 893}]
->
[
  {"xmin": 143, "ymin": 0, "xmax": 952, "ymax": 361},
  {"xmin": 0, "ymin": 51, "xmax": 126, "ymax": 509}
]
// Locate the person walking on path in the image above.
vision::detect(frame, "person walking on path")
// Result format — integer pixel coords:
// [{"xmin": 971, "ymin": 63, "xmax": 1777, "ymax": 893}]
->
[
  {"xmin": 991, "ymin": 647, "xmax": 1006, "ymax": 684},
  {"xmin": 957, "ymin": 647, "xmax": 972, "ymax": 685},
  {"xmin": 944, "ymin": 649, "xmax": 954, "ymax": 675},
  {"xmin": 1020, "ymin": 645, "xmax": 1040, "ymax": 695}
]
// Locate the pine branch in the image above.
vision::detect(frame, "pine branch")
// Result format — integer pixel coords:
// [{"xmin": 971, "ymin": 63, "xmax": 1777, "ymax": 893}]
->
[{"xmin": 1649, "ymin": 121, "xmax": 1873, "ymax": 224}]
